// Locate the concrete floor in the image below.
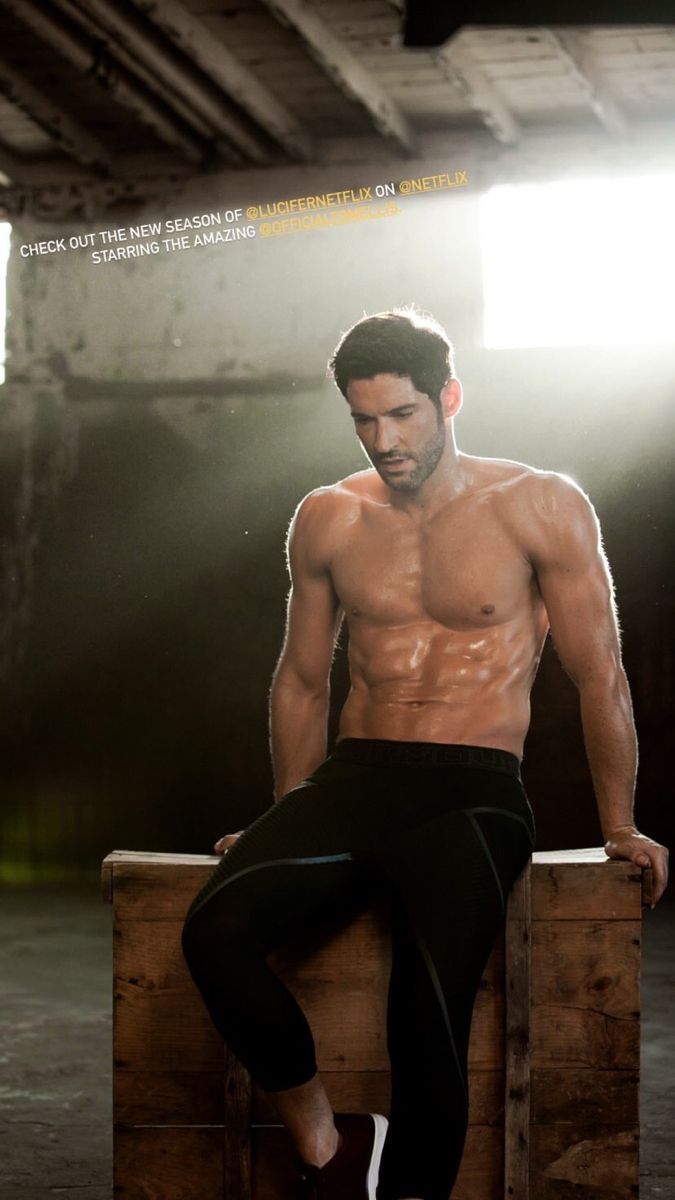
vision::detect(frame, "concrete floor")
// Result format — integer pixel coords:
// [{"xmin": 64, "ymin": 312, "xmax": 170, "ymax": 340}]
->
[{"xmin": 0, "ymin": 883, "xmax": 673, "ymax": 1199}]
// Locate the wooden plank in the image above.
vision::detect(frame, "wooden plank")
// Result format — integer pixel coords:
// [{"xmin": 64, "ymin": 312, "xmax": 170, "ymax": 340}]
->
[
  {"xmin": 532, "ymin": 920, "xmax": 640, "ymax": 1017},
  {"xmin": 530, "ymin": 1124, "xmax": 639, "ymax": 1197},
  {"xmin": 128, "ymin": 0, "xmax": 314, "ymax": 161},
  {"xmin": 106, "ymin": 850, "xmax": 645, "ymax": 921},
  {"xmin": 114, "ymin": 919, "xmax": 223, "ymax": 1071},
  {"xmin": 114, "ymin": 916, "xmax": 505, "ymax": 1072},
  {"xmin": 113, "ymin": 1065, "xmax": 505, "ymax": 1127},
  {"xmin": 504, "ymin": 858, "xmax": 531, "ymax": 1200},
  {"xmin": 223, "ymin": 1045, "xmax": 252, "ymax": 1200},
  {"xmin": 531, "ymin": 1069, "xmax": 639, "ymax": 1125},
  {"xmin": 531, "ymin": 913, "xmax": 640, "ymax": 1072},
  {"xmin": 642, "ymin": 863, "xmax": 654, "ymax": 907},
  {"xmin": 114, "ymin": 1069, "xmax": 225, "ymax": 1124},
  {"xmin": 0, "ymin": 57, "xmax": 112, "ymax": 172},
  {"xmin": 434, "ymin": 37, "xmax": 521, "ymax": 146},
  {"xmin": 258, "ymin": 0, "xmax": 416, "ymax": 155},
  {"xmin": 594, "ymin": 49, "xmax": 675, "ymax": 69},
  {"xmin": 114, "ymin": 1127, "xmax": 223, "ymax": 1199},
  {"xmin": 542, "ymin": 29, "xmax": 627, "ymax": 136},
  {"xmin": 2, "ymin": 0, "xmax": 208, "ymax": 165},
  {"xmin": 531, "ymin": 860, "xmax": 642, "ymax": 920},
  {"xmin": 106, "ymin": 854, "xmax": 220, "ymax": 919},
  {"xmin": 530, "ymin": 1005, "xmax": 639, "ymax": 1070}
]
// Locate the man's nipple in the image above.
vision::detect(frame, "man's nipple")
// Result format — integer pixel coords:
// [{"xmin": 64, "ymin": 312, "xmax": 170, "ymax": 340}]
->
[{"xmin": 481, "ymin": 604, "xmax": 495, "ymax": 615}]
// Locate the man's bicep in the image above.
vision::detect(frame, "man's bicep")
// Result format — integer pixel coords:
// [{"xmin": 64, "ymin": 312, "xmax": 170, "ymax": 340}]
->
[
  {"xmin": 281, "ymin": 574, "xmax": 342, "ymax": 687},
  {"xmin": 532, "ymin": 481, "xmax": 622, "ymax": 685},
  {"xmin": 278, "ymin": 491, "xmax": 342, "ymax": 688}
]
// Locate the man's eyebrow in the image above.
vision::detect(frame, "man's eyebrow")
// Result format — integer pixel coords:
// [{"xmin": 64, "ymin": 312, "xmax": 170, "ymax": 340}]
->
[{"xmin": 350, "ymin": 402, "xmax": 418, "ymax": 418}]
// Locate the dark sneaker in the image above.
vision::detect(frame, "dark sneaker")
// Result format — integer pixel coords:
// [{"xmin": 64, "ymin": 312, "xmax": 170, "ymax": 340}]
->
[{"xmin": 296, "ymin": 1111, "xmax": 388, "ymax": 1199}]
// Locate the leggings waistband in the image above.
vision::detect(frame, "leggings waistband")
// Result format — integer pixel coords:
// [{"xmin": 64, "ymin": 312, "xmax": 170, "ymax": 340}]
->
[{"xmin": 333, "ymin": 738, "xmax": 521, "ymax": 778}]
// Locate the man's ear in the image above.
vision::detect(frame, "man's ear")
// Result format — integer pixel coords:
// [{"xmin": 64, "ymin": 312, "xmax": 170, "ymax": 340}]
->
[{"xmin": 440, "ymin": 378, "xmax": 463, "ymax": 420}]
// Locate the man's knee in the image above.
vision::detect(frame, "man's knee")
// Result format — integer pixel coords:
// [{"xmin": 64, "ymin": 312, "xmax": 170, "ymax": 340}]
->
[{"xmin": 181, "ymin": 890, "xmax": 246, "ymax": 972}]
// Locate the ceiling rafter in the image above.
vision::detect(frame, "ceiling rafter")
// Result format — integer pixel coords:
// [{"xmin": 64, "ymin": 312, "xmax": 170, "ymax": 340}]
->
[
  {"xmin": 0, "ymin": 0, "xmax": 210, "ymax": 165},
  {"xmin": 434, "ymin": 37, "xmax": 521, "ymax": 146},
  {"xmin": 258, "ymin": 0, "xmax": 417, "ymax": 156},
  {"xmin": 0, "ymin": 57, "xmax": 112, "ymax": 172},
  {"xmin": 380, "ymin": 0, "xmax": 520, "ymax": 145},
  {"xmin": 53, "ymin": 0, "xmax": 237, "ymax": 153},
  {"xmin": 540, "ymin": 27, "xmax": 627, "ymax": 136},
  {"xmin": 128, "ymin": 0, "xmax": 315, "ymax": 162},
  {"xmin": 52, "ymin": 0, "xmax": 274, "ymax": 164}
]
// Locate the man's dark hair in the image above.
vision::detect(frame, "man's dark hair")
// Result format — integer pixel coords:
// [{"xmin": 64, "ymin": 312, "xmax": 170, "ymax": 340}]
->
[{"xmin": 328, "ymin": 306, "xmax": 456, "ymax": 409}]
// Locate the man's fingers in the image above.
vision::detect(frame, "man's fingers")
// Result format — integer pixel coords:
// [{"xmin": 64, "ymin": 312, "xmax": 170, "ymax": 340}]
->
[
  {"xmin": 635, "ymin": 847, "xmax": 669, "ymax": 907},
  {"xmin": 607, "ymin": 835, "xmax": 669, "ymax": 908},
  {"xmin": 651, "ymin": 850, "xmax": 669, "ymax": 907},
  {"xmin": 213, "ymin": 830, "xmax": 244, "ymax": 855}
]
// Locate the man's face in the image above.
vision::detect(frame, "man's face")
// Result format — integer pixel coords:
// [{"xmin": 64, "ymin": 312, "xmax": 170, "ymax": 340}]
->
[{"xmin": 346, "ymin": 373, "xmax": 446, "ymax": 492}]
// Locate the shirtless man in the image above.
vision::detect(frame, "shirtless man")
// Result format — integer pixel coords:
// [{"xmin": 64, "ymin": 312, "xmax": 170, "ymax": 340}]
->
[{"xmin": 181, "ymin": 307, "xmax": 668, "ymax": 1200}]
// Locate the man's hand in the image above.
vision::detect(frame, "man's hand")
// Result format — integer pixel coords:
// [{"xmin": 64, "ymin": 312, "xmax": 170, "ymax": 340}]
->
[
  {"xmin": 213, "ymin": 830, "xmax": 244, "ymax": 856},
  {"xmin": 604, "ymin": 825, "xmax": 669, "ymax": 907}
]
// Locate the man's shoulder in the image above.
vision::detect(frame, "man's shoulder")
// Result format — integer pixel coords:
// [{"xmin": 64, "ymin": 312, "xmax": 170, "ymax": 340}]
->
[
  {"xmin": 479, "ymin": 459, "xmax": 598, "ymax": 564},
  {"xmin": 288, "ymin": 471, "xmax": 379, "ymax": 551},
  {"xmin": 294, "ymin": 470, "xmax": 380, "ymax": 516},
  {"xmin": 473, "ymin": 456, "xmax": 589, "ymax": 513}
]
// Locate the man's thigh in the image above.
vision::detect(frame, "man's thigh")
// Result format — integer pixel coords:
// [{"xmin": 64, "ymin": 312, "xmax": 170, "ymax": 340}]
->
[
  {"xmin": 374, "ymin": 779, "xmax": 534, "ymax": 990},
  {"xmin": 183, "ymin": 764, "xmax": 374, "ymax": 943}
]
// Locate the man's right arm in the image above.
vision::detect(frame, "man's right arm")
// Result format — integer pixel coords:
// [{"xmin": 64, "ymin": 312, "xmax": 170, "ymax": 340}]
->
[{"xmin": 269, "ymin": 489, "xmax": 343, "ymax": 801}]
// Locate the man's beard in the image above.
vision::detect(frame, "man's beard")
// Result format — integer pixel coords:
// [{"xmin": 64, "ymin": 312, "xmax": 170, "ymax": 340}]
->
[{"xmin": 372, "ymin": 416, "xmax": 446, "ymax": 492}]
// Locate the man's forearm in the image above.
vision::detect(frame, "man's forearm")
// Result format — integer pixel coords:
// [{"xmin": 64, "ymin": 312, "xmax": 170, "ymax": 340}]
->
[
  {"xmin": 578, "ymin": 670, "xmax": 638, "ymax": 839},
  {"xmin": 269, "ymin": 666, "xmax": 330, "ymax": 801}
]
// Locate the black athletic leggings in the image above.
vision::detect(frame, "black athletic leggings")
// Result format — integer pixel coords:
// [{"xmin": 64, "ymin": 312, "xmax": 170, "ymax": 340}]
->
[{"xmin": 181, "ymin": 739, "xmax": 536, "ymax": 1200}]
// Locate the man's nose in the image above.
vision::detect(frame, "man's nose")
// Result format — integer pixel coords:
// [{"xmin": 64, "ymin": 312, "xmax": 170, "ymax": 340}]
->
[{"xmin": 372, "ymin": 421, "xmax": 399, "ymax": 454}]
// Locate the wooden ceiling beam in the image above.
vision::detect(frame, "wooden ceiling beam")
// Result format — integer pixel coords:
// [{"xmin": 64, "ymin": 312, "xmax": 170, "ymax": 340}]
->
[
  {"xmin": 0, "ymin": 57, "xmax": 113, "ymax": 172},
  {"xmin": 0, "ymin": 0, "xmax": 210, "ymax": 164},
  {"xmin": 128, "ymin": 0, "xmax": 314, "ymax": 162},
  {"xmin": 55, "ymin": 0, "xmax": 273, "ymax": 163},
  {"xmin": 434, "ymin": 37, "xmax": 521, "ymax": 146},
  {"xmin": 258, "ymin": 0, "xmax": 417, "ymax": 156},
  {"xmin": 52, "ymin": 0, "xmax": 234, "ymax": 151},
  {"xmin": 540, "ymin": 28, "xmax": 627, "ymax": 136}
]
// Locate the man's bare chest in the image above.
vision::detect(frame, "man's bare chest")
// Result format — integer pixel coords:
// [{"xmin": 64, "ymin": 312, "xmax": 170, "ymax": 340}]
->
[{"xmin": 329, "ymin": 505, "xmax": 535, "ymax": 631}]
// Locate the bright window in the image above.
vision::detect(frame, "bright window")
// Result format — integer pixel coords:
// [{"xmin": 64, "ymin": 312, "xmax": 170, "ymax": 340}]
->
[{"xmin": 480, "ymin": 174, "xmax": 675, "ymax": 349}]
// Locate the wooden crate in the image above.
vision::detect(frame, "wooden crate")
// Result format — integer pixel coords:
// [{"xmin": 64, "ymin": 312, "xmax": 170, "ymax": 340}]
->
[{"xmin": 101, "ymin": 847, "xmax": 651, "ymax": 1200}]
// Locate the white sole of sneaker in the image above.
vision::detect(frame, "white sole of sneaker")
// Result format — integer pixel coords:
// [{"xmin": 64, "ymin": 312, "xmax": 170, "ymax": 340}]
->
[{"xmin": 367, "ymin": 1113, "xmax": 389, "ymax": 1200}]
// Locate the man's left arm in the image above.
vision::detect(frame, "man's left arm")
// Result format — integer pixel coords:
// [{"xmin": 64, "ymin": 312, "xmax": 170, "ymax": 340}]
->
[{"xmin": 527, "ymin": 473, "xmax": 669, "ymax": 906}]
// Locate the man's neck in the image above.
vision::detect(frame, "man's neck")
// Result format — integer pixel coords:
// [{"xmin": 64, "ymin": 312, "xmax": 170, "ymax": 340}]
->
[{"xmin": 387, "ymin": 442, "xmax": 471, "ymax": 516}]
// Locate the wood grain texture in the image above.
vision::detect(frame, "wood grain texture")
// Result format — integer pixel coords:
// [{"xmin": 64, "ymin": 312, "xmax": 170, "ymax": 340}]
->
[
  {"xmin": 114, "ymin": 1127, "xmax": 223, "ymax": 1199},
  {"xmin": 504, "ymin": 858, "xmax": 531, "ymax": 1200},
  {"xmin": 531, "ymin": 1069, "xmax": 639, "ymax": 1125},
  {"xmin": 113, "ymin": 916, "xmax": 504, "ymax": 1072},
  {"xmin": 530, "ymin": 1124, "xmax": 639, "ymax": 1197},
  {"xmin": 104, "ymin": 847, "xmax": 644, "ymax": 1199},
  {"xmin": 223, "ymin": 1044, "xmax": 252, "ymax": 1200}
]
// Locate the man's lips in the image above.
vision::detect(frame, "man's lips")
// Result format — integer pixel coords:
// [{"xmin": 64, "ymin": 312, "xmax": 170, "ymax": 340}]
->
[{"xmin": 379, "ymin": 456, "xmax": 410, "ymax": 468}]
